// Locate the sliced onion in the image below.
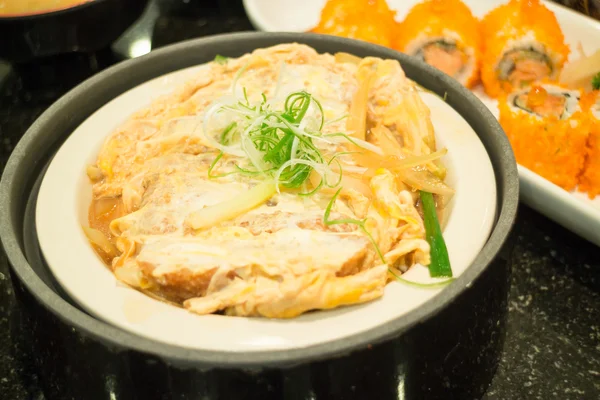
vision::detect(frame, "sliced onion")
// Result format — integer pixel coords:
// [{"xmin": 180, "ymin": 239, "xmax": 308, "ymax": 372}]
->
[
  {"xmin": 347, "ymin": 136, "xmax": 384, "ymax": 155},
  {"xmin": 559, "ymin": 49, "xmax": 600, "ymax": 91},
  {"xmin": 82, "ymin": 226, "xmax": 118, "ymax": 259},
  {"xmin": 369, "ymin": 123, "xmax": 403, "ymax": 156},
  {"xmin": 186, "ymin": 180, "xmax": 277, "ymax": 230},
  {"xmin": 387, "ymin": 91, "xmax": 437, "ymax": 154},
  {"xmin": 336, "ymin": 174, "xmax": 372, "ymax": 198},
  {"xmin": 241, "ymin": 133, "xmax": 270, "ymax": 173},
  {"xmin": 347, "ymin": 71, "xmax": 374, "ymax": 141},
  {"xmin": 309, "ymin": 169, "xmax": 324, "ymax": 191},
  {"xmin": 357, "ymin": 123, "xmax": 454, "ymax": 196},
  {"xmin": 310, "ymin": 169, "xmax": 372, "ymax": 198},
  {"xmin": 114, "ymin": 264, "xmax": 143, "ymax": 288},
  {"xmin": 354, "ymin": 149, "xmax": 448, "ymax": 171},
  {"xmin": 93, "ymin": 197, "xmax": 120, "ymax": 217},
  {"xmin": 397, "ymin": 168, "xmax": 455, "ymax": 197},
  {"xmin": 335, "ymin": 164, "xmax": 369, "ymax": 174},
  {"xmin": 86, "ymin": 165, "xmax": 104, "ymax": 182},
  {"xmin": 201, "ymin": 96, "xmax": 246, "ymax": 156}
]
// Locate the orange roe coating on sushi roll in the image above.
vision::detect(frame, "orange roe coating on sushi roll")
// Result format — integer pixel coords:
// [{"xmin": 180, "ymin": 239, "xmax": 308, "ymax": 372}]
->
[
  {"xmin": 394, "ymin": 0, "xmax": 482, "ymax": 88},
  {"xmin": 481, "ymin": 0, "xmax": 570, "ymax": 98},
  {"xmin": 579, "ymin": 91, "xmax": 600, "ymax": 198},
  {"xmin": 499, "ymin": 84, "xmax": 590, "ymax": 191},
  {"xmin": 311, "ymin": 0, "xmax": 397, "ymax": 47}
]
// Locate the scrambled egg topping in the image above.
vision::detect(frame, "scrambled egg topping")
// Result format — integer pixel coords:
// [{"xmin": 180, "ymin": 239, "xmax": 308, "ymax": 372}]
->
[{"xmin": 87, "ymin": 44, "xmax": 435, "ymax": 318}]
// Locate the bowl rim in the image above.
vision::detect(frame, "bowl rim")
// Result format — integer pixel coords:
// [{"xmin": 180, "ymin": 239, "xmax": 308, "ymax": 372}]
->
[{"xmin": 0, "ymin": 32, "xmax": 519, "ymax": 368}]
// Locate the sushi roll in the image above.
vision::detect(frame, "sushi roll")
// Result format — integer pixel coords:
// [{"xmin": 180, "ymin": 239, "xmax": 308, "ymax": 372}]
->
[
  {"xmin": 499, "ymin": 84, "xmax": 590, "ymax": 191},
  {"xmin": 481, "ymin": 0, "xmax": 569, "ymax": 98},
  {"xmin": 311, "ymin": 0, "xmax": 397, "ymax": 47},
  {"xmin": 394, "ymin": 0, "xmax": 481, "ymax": 88},
  {"xmin": 579, "ymin": 91, "xmax": 600, "ymax": 198}
]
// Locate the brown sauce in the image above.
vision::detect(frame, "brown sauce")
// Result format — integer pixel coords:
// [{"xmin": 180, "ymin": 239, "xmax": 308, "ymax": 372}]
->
[{"xmin": 88, "ymin": 196, "xmax": 125, "ymax": 264}]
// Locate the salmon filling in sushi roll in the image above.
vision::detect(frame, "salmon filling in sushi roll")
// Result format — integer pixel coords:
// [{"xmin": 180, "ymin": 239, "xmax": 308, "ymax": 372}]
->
[
  {"xmin": 499, "ymin": 84, "xmax": 590, "ymax": 191},
  {"xmin": 579, "ymin": 92, "xmax": 600, "ymax": 198},
  {"xmin": 481, "ymin": 0, "xmax": 569, "ymax": 98},
  {"xmin": 497, "ymin": 47, "xmax": 554, "ymax": 87},
  {"xmin": 394, "ymin": 0, "xmax": 481, "ymax": 88}
]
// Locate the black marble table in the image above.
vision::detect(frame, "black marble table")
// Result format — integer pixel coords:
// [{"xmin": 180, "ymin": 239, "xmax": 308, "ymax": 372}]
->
[{"xmin": 0, "ymin": 1, "xmax": 598, "ymax": 399}]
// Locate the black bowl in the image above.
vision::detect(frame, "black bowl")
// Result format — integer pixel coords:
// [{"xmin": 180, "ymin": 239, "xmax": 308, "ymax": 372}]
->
[
  {"xmin": 0, "ymin": 0, "xmax": 149, "ymax": 63},
  {"xmin": 0, "ymin": 32, "xmax": 519, "ymax": 399}
]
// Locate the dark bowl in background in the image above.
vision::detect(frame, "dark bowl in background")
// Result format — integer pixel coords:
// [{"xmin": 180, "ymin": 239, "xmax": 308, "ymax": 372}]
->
[
  {"xmin": 0, "ymin": 0, "xmax": 149, "ymax": 63},
  {"xmin": 0, "ymin": 32, "xmax": 519, "ymax": 400}
]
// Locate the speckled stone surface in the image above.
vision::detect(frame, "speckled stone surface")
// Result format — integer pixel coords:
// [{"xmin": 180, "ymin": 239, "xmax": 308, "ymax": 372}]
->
[
  {"xmin": 485, "ymin": 208, "xmax": 599, "ymax": 399},
  {"xmin": 0, "ymin": 1, "xmax": 599, "ymax": 399}
]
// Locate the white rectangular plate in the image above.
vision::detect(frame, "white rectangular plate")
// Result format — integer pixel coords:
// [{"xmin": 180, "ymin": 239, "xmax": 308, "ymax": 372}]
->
[{"xmin": 243, "ymin": 0, "xmax": 600, "ymax": 247}]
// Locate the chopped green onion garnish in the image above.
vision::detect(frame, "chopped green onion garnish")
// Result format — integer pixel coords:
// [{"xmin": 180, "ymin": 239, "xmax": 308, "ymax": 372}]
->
[
  {"xmin": 324, "ymin": 188, "xmax": 386, "ymax": 263},
  {"xmin": 420, "ymin": 191, "xmax": 452, "ymax": 277},
  {"xmin": 592, "ymin": 72, "xmax": 600, "ymax": 91},
  {"xmin": 208, "ymin": 151, "xmax": 236, "ymax": 179},
  {"xmin": 219, "ymin": 122, "xmax": 238, "ymax": 145},
  {"xmin": 206, "ymin": 90, "xmax": 348, "ymax": 192},
  {"xmin": 214, "ymin": 54, "xmax": 228, "ymax": 65}
]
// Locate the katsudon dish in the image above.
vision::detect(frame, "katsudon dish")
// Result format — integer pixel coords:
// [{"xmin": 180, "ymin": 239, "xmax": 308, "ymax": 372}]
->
[{"xmin": 83, "ymin": 43, "xmax": 455, "ymax": 319}]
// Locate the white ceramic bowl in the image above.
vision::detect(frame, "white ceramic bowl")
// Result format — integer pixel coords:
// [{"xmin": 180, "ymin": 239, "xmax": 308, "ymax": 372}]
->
[{"xmin": 35, "ymin": 47, "xmax": 496, "ymax": 353}]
